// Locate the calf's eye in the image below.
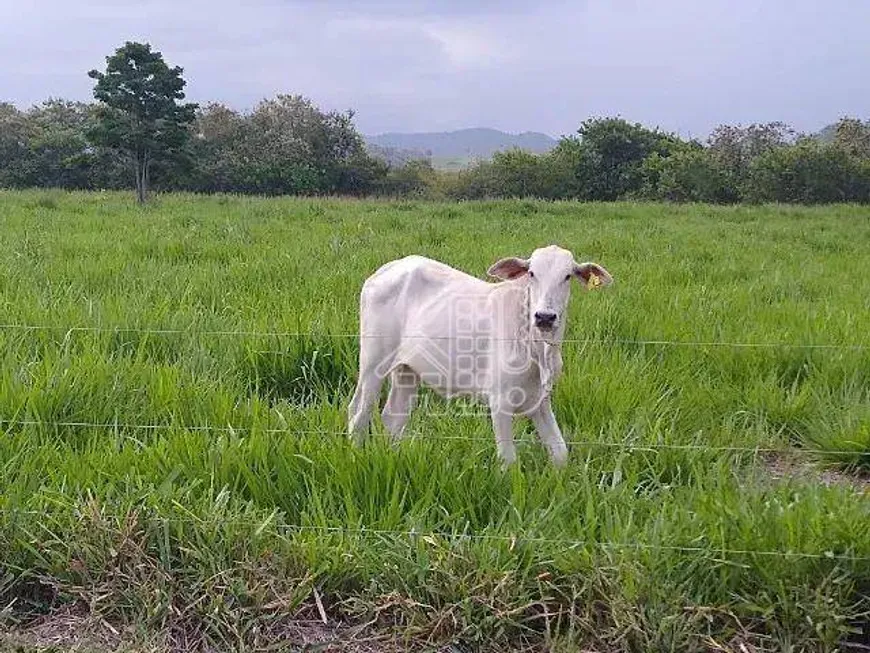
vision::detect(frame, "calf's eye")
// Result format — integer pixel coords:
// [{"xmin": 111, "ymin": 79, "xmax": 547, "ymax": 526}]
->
[
  {"xmin": 564, "ymin": 274, "xmax": 571, "ymax": 281},
  {"xmin": 528, "ymin": 271, "xmax": 535, "ymax": 278}
]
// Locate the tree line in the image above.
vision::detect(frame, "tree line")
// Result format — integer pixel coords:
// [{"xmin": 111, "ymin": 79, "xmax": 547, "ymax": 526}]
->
[
  {"xmin": 1, "ymin": 41, "xmax": 869, "ymax": 204},
  {"xmin": 443, "ymin": 118, "xmax": 870, "ymax": 204}
]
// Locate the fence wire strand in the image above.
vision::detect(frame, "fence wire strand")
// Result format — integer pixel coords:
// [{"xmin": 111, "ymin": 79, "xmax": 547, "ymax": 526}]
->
[
  {"xmin": 0, "ymin": 418, "xmax": 866, "ymax": 457},
  {"xmin": 1, "ymin": 508, "xmax": 867, "ymax": 562},
  {"xmin": 0, "ymin": 322, "xmax": 867, "ymax": 350}
]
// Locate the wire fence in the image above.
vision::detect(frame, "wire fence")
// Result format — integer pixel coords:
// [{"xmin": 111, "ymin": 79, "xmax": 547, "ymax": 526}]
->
[
  {"xmin": 0, "ymin": 418, "xmax": 865, "ymax": 457},
  {"xmin": 1, "ymin": 508, "xmax": 867, "ymax": 562},
  {"xmin": 0, "ymin": 322, "xmax": 867, "ymax": 456},
  {"xmin": 0, "ymin": 322, "xmax": 868, "ymax": 350},
  {"xmin": 1, "ymin": 321, "xmax": 867, "ymax": 564}
]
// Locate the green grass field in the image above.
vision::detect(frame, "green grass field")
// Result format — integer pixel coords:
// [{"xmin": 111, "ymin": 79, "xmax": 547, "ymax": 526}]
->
[{"xmin": 0, "ymin": 190, "xmax": 869, "ymax": 652}]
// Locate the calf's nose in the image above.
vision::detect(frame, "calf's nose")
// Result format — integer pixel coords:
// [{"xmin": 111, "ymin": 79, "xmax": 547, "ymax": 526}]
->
[{"xmin": 534, "ymin": 311, "xmax": 557, "ymax": 328}]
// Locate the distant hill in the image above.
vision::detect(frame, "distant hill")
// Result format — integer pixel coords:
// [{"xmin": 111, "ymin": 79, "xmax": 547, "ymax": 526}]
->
[
  {"xmin": 816, "ymin": 123, "xmax": 838, "ymax": 142},
  {"xmin": 365, "ymin": 128, "xmax": 558, "ymax": 170}
]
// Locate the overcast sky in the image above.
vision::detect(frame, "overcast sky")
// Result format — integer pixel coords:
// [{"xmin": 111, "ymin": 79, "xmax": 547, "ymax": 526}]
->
[{"xmin": 1, "ymin": 0, "xmax": 867, "ymax": 138}]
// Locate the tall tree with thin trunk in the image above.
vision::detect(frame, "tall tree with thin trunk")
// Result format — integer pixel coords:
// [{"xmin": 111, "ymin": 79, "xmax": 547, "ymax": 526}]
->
[{"xmin": 88, "ymin": 42, "xmax": 196, "ymax": 203}]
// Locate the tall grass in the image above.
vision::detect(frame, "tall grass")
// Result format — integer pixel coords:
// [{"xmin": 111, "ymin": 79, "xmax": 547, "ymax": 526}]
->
[{"xmin": 0, "ymin": 190, "xmax": 868, "ymax": 651}]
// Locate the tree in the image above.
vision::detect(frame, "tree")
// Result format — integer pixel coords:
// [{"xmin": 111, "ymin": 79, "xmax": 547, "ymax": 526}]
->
[
  {"xmin": 707, "ymin": 122, "xmax": 796, "ymax": 195},
  {"xmin": 186, "ymin": 102, "xmax": 247, "ymax": 193},
  {"xmin": 446, "ymin": 160, "xmax": 501, "ymax": 199},
  {"xmin": 25, "ymin": 99, "xmax": 94, "ymax": 189},
  {"xmin": 543, "ymin": 137, "xmax": 592, "ymax": 199},
  {"xmin": 550, "ymin": 118, "xmax": 684, "ymax": 200},
  {"xmin": 832, "ymin": 117, "xmax": 870, "ymax": 159},
  {"xmin": 641, "ymin": 148, "xmax": 734, "ymax": 203},
  {"xmin": 487, "ymin": 148, "xmax": 550, "ymax": 198},
  {"xmin": 88, "ymin": 41, "xmax": 197, "ymax": 203},
  {"xmin": 0, "ymin": 103, "xmax": 32, "ymax": 188},
  {"xmin": 217, "ymin": 94, "xmax": 380, "ymax": 196},
  {"xmin": 745, "ymin": 140, "xmax": 870, "ymax": 204}
]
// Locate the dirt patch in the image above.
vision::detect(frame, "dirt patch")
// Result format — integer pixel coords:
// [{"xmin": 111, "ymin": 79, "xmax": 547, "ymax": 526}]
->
[
  {"xmin": 762, "ymin": 451, "xmax": 870, "ymax": 493},
  {"xmin": 1, "ymin": 604, "xmax": 124, "ymax": 652},
  {"xmin": 0, "ymin": 605, "xmax": 458, "ymax": 653}
]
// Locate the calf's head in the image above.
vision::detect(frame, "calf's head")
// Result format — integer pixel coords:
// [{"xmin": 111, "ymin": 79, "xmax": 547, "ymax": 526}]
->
[{"xmin": 487, "ymin": 245, "xmax": 613, "ymax": 336}]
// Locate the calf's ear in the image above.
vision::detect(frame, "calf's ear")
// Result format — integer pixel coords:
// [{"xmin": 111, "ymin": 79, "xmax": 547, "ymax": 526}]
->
[
  {"xmin": 487, "ymin": 257, "xmax": 530, "ymax": 280},
  {"xmin": 573, "ymin": 262, "xmax": 613, "ymax": 288}
]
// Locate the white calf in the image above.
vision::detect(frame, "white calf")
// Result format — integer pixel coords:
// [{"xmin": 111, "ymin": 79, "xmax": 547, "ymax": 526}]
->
[{"xmin": 347, "ymin": 245, "xmax": 613, "ymax": 466}]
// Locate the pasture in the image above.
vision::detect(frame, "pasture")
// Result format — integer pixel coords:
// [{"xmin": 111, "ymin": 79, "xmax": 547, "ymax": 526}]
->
[{"xmin": 0, "ymin": 190, "xmax": 868, "ymax": 651}]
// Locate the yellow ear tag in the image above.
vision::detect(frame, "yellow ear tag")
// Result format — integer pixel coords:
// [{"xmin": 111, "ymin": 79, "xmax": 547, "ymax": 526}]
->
[{"xmin": 587, "ymin": 272, "xmax": 602, "ymax": 289}]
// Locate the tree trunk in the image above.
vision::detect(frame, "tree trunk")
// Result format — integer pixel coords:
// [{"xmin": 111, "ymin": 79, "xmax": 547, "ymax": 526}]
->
[
  {"xmin": 134, "ymin": 151, "xmax": 149, "ymax": 204},
  {"xmin": 143, "ymin": 151, "xmax": 150, "ymax": 203},
  {"xmin": 133, "ymin": 155, "xmax": 142, "ymax": 204},
  {"xmin": 137, "ymin": 167, "xmax": 146, "ymax": 204}
]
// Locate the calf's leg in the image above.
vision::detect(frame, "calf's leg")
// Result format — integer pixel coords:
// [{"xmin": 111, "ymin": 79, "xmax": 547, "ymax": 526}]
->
[
  {"xmin": 530, "ymin": 400, "xmax": 569, "ymax": 467},
  {"xmin": 348, "ymin": 368, "xmax": 386, "ymax": 444},
  {"xmin": 381, "ymin": 365, "xmax": 418, "ymax": 439},
  {"xmin": 489, "ymin": 405, "xmax": 517, "ymax": 467}
]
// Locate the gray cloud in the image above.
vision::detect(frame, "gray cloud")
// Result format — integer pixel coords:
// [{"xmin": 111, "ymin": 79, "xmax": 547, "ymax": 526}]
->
[
  {"xmin": 1, "ymin": 0, "xmax": 867, "ymax": 138},
  {"xmin": 286, "ymin": 0, "xmax": 536, "ymax": 18}
]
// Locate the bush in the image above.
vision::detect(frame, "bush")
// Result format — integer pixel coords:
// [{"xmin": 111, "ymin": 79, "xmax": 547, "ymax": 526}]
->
[
  {"xmin": 746, "ymin": 141, "xmax": 870, "ymax": 204},
  {"xmin": 641, "ymin": 148, "xmax": 735, "ymax": 203},
  {"xmin": 181, "ymin": 96, "xmax": 386, "ymax": 196},
  {"xmin": 707, "ymin": 122, "xmax": 796, "ymax": 189},
  {"xmin": 487, "ymin": 149, "xmax": 551, "ymax": 198},
  {"xmin": 554, "ymin": 118, "xmax": 685, "ymax": 201},
  {"xmin": 0, "ymin": 103, "xmax": 32, "ymax": 188},
  {"xmin": 445, "ymin": 161, "xmax": 501, "ymax": 199},
  {"xmin": 376, "ymin": 159, "xmax": 437, "ymax": 198}
]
